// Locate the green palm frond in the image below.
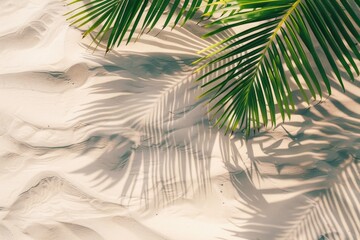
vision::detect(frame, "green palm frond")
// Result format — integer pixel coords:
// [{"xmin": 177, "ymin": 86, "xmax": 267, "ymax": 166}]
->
[
  {"xmin": 66, "ymin": 0, "xmax": 360, "ymax": 136},
  {"xmin": 196, "ymin": 0, "xmax": 360, "ymax": 135},
  {"xmin": 65, "ymin": 0, "xmax": 226, "ymax": 51}
]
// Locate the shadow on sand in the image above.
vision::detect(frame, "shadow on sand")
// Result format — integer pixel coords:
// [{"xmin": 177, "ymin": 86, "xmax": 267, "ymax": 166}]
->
[
  {"xmin": 67, "ymin": 15, "xmax": 359, "ymax": 239},
  {"xmin": 222, "ymin": 76, "xmax": 360, "ymax": 239}
]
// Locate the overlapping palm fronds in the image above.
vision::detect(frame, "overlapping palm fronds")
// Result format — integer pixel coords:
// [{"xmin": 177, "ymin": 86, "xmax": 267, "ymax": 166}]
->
[
  {"xmin": 66, "ymin": 0, "xmax": 360, "ymax": 135},
  {"xmin": 197, "ymin": 0, "xmax": 360, "ymax": 135}
]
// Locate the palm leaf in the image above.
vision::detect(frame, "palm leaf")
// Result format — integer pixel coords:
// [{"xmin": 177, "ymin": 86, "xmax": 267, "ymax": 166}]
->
[
  {"xmin": 66, "ymin": 0, "xmax": 360, "ymax": 136},
  {"xmin": 197, "ymin": 0, "xmax": 360, "ymax": 135},
  {"xmin": 65, "ymin": 0, "xmax": 226, "ymax": 51}
]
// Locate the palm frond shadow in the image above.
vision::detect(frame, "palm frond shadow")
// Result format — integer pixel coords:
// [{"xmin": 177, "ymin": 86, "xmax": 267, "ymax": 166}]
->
[
  {"xmin": 220, "ymin": 76, "xmax": 360, "ymax": 239},
  {"xmin": 65, "ymin": 23, "xmax": 239, "ymax": 213},
  {"xmin": 278, "ymin": 159, "xmax": 360, "ymax": 240},
  {"xmin": 70, "ymin": 54, "xmax": 205, "ymax": 210},
  {"xmin": 64, "ymin": 5, "xmax": 359, "ymax": 236}
]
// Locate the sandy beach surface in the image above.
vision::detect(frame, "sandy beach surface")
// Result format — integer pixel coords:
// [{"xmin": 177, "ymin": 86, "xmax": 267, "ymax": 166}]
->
[{"xmin": 0, "ymin": 0, "xmax": 359, "ymax": 239}]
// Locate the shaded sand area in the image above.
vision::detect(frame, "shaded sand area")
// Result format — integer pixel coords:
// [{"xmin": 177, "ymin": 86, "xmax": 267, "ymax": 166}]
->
[{"xmin": 0, "ymin": 0, "xmax": 359, "ymax": 239}]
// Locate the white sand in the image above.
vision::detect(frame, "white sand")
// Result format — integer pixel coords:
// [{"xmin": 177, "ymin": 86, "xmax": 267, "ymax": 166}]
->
[{"xmin": 0, "ymin": 0, "xmax": 359, "ymax": 239}]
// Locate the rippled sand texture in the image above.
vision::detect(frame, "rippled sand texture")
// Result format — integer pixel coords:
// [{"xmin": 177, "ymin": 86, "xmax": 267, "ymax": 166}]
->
[{"xmin": 0, "ymin": 1, "xmax": 359, "ymax": 239}]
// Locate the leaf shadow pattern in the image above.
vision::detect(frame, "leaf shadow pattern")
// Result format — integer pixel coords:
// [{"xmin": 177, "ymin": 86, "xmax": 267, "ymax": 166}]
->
[
  {"xmin": 69, "ymin": 58, "xmax": 223, "ymax": 212},
  {"xmin": 65, "ymin": 17, "xmax": 242, "ymax": 212},
  {"xmin": 221, "ymin": 77, "xmax": 360, "ymax": 239},
  {"xmin": 63, "ymin": 9, "xmax": 360, "ymax": 238}
]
